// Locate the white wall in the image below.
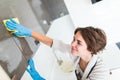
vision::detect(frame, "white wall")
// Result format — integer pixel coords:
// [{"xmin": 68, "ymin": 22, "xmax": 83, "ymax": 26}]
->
[
  {"xmin": 110, "ymin": 68, "xmax": 120, "ymax": 80},
  {"xmin": 64, "ymin": 0, "xmax": 120, "ymax": 44}
]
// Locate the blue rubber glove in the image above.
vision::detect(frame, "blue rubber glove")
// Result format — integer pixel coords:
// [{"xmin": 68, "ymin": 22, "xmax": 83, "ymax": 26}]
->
[
  {"xmin": 26, "ymin": 59, "xmax": 45, "ymax": 80},
  {"xmin": 5, "ymin": 18, "xmax": 32, "ymax": 37}
]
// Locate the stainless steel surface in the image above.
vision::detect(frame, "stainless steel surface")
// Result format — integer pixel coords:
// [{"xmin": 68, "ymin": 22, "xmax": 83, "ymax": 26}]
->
[
  {"xmin": 0, "ymin": 0, "xmax": 42, "ymax": 79},
  {"xmin": 0, "ymin": 38, "xmax": 28, "ymax": 79},
  {"xmin": 28, "ymin": 0, "xmax": 69, "ymax": 33},
  {"xmin": 0, "ymin": 0, "xmax": 69, "ymax": 79}
]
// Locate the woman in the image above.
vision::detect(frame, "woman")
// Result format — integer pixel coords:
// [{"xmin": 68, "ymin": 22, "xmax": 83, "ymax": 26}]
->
[{"xmin": 6, "ymin": 19, "xmax": 109, "ymax": 80}]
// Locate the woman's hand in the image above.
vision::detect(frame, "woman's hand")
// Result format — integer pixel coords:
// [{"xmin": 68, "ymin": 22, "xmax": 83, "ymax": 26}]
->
[
  {"xmin": 5, "ymin": 18, "xmax": 32, "ymax": 37},
  {"xmin": 26, "ymin": 59, "xmax": 45, "ymax": 80}
]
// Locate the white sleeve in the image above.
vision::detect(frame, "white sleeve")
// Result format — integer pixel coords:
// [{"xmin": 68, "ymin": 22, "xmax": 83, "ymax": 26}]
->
[
  {"xmin": 52, "ymin": 39, "xmax": 71, "ymax": 54},
  {"xmin": 52, "ymin": 39, "xmax": 78, "ymax": 68}
]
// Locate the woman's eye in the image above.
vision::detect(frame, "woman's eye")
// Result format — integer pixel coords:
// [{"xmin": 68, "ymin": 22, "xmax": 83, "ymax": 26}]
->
[{"xmin": 77, "ymin": 40, "xmax": 81, "ymax": 45}]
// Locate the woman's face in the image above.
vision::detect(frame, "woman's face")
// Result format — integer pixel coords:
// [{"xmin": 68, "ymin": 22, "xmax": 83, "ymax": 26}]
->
[{"xmin": 71, "ymin": 31, "xmax": 90, "ymax": 56}]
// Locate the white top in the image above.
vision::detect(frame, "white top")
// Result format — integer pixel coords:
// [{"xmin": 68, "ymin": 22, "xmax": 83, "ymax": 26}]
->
[{"xmin": 52, "ymin": 39, "xmax": 110, "ymax": 80}]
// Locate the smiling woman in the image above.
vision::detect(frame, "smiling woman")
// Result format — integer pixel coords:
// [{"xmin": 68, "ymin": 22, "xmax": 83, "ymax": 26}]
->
[
  {"xmin": 70, "ymin": 27, "xmax": 108, "ymax": 79},
  {"xmin": 5, "ymin": 16, "xmax": 109, "ymax": 80}
]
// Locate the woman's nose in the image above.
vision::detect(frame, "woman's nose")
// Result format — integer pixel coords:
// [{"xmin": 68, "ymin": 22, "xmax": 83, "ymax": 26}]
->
[{"xmin": 71, "ymin": 41, "xmax": 77, "ymax": 46}]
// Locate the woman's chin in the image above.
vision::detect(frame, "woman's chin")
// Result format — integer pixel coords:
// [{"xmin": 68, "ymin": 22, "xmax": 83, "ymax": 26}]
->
[{"xmin": 71, "ymin": 51, "xmax": 77, "ymax": 55}]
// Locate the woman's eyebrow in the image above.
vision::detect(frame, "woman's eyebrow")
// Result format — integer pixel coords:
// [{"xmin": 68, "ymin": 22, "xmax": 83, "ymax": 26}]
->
[
  {"xmin": 77, "ymin": 39, "xmax": 82, "ymax": 44},
  {"xmin": 77, "ymin": 39, "xmax": 81, "ymax": 42}
]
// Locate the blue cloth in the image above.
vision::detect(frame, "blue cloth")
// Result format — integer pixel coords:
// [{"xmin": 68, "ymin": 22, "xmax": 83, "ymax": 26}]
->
[
  {"xmin": 5, "ymin": 18, "xmax": 32, "ymax": 37},
  {"xmin": 26, "ymin": 59, "xmax": 45, "ymax": 80}
]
